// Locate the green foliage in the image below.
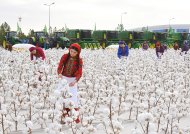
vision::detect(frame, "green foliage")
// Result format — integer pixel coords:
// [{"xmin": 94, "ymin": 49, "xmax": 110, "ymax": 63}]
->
[
  {"xmin": 0, "ymin": 22, "xmax": 11, "ymax": 45},
  {"xmin": 28, "ymin": 29, "xmax": 35, "ymax": 37},
  {"xmin": 116, "ymin": 24, "xmax": 124, "ymax": 32}
]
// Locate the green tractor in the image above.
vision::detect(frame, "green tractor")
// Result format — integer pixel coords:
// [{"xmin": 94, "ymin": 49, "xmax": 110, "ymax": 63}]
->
[
  {"xmin": 52, "ymin": 32, "xmax": 70, "ymax": 49},
  {"xmin": 166, "ymin": 27, "xmax": 184, "ymax": 48},
  {"xmin": 92, "ymin": 30, "xmax": 120, "ymax": 49},
  {"xmin": 106, "ymin": 30, "xmax": 119, "ymax": 46},
  {"xmin": 5, "ymin": 31, "xmax": 21, "ymax": 45},
  {"xmin": 92, "ymin": 30, "xmax": 107, "ymax": 49},
  {"xmin": 66, "ymin": 29, "xmax": 97, "ymax": 49},
  {"xmin": 118, "ymin": 31, "xmax": 133, "ymax": 48},
  {"xmin": 155, "ymin": 32, "xmax": 167, "ymax": 46},
  {"xmin": 66, "ymin": 29, "xmax": 80, "ymax": 44},
  {"xmin": 132, "ymin": 31, "xmax": 155, "ymax": 48},
  {"xmin": 78, "ymin": 30, "xmax": 96, "ymax": 49},
  {"xmin": 29, "ymin": 31, "xmax": 47, "ymax": 48}
]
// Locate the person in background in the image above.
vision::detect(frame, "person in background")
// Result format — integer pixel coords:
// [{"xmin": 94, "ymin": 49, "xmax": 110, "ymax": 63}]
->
[
  {"xmin": 163, "ymin": 43, "xmax": 167, "ymax": 52},
  {"xmin": 142, "ymin": 41, "xmax": 149, "ymax": 50},
  {"xmin": 29, "ymin": 47, "xmax": 45, "ymax": 61},
  {"xmin": 174, "ymin": 42, "xmax": 179, "ymax": 50},
  {"xmin": 117, "ymin": 40, "xmax": 129, "ymax": 58},
  {"xmin": 155, "ymin": 41, "xmax": 164, "ymax": 58},
  {"xmin": 57, "ymin": 43, "xmax": 83, "ymax": 123},
  {"xmin": 181, "ymin": 40, "xmax": 189, "ymax": 54},
  {"xmin": 5, "ymin": 41, "xmax": 12, "ymax": 51},
  {"xmin": 35, "ymin": 41, "xmax": 39, "ymax": 47}
]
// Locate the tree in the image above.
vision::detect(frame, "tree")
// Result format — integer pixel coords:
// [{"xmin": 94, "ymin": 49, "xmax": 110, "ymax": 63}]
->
[
  {"xmin": 0, "ymin": 22, "xmax": 11, "ymax": 46},
  {"xmin": 28, "ymin": 29, "xmax": 35, "ymax": 37},
  {"xmin": 116, "ymin": 24, "xmax": 124, "ymax": 32},
  {"xmin": 53, "ymin": 27, "xmax": 57, "ymax": 33}
]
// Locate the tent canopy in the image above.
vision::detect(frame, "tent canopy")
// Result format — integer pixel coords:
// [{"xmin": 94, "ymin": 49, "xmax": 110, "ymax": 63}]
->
[{"xmin": 12, "ymin": 44, "xmax": 35, "ymax": 51}]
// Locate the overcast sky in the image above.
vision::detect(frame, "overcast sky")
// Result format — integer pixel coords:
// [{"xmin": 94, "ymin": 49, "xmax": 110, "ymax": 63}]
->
[{"xmin": 0, "ymin": 0, "xmax": 190, "ymax": 34}]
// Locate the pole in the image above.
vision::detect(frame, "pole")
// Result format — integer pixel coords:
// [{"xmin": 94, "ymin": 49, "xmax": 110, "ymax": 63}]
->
[
  {"xmin": 121, "ymin": 14, "xmax": 122, "ymax": 25},
  {"xmin": 120, "ymin": 12, "xmax": 127, "ymax": 31},
  {"xmin": 44, "ymin": 2, "xmax": 55, "ymax": 35},
  {"xmin": 49, "ymin": 6, "xmax": 50, "ymax": 34}
]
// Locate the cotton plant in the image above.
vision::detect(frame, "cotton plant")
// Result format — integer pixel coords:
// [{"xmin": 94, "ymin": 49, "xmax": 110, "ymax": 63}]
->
[
  {"xmin": 1, "ymin": 47, "xmax": 190, "ymax": 134},
  {"xmin": 0, "ymin": 101, "xmax": 13, "ymax": 134}
]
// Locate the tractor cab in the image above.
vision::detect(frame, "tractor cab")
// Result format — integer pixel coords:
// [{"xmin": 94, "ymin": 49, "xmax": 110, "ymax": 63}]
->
[
  {"xmin": 6, "ymin": 31, "xmax": 20, "ymax": 45},
  {"xmin": 53, "ymin": 32, "xmax": 69, "ymax": 48}
]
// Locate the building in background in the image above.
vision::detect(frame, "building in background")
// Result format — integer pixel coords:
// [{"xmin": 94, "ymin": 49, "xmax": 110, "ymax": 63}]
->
[{"xmin": 129, "ymin": 24, "xmax": 190, "ymax": 33}]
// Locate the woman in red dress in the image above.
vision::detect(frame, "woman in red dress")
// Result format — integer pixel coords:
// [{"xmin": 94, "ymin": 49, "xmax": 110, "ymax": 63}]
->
[
  {"xmin": 57, "ymin": 43, "xmax": 83, "ymax": 123},
  {"xmin": 29, "ymin": 47, "xmax": 45, "ymax": 60}
]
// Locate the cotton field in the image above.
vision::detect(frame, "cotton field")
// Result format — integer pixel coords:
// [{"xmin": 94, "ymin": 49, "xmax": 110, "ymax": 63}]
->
[{"xmin": 0, "ymin": 47, "xmax": 190, "ymax": 134}]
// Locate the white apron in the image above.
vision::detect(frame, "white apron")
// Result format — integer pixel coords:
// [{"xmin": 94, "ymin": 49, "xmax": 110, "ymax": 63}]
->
[{"xmin": 62, "ymin": 76, "xmax": 78, "ymax": 107}]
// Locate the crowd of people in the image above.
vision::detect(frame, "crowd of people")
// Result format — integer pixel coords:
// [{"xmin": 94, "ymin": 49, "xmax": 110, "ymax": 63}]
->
[{"xmin": 117, "ymin": 40, "xmax": 189, "ymax": 59}]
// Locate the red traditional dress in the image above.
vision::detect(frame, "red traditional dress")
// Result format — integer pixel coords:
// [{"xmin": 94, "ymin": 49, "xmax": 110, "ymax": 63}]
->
[
  {"xmin": 29, "ymin": 47, "xmax": 45, "ymax": 60},
  {"xmin": 57, "ymin": 54, "xmax": 82, "ymax": 82},
  {"xmin": 57, "ymin": 43, "xmax": 83, "ymax": 123}
]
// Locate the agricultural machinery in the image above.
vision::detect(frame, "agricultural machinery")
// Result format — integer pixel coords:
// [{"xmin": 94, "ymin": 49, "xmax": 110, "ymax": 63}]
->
[
  {"xmin": 52, "ymin": 32, "xmax": 70, "ymax": 48},
  {"xmin": 28, "ymin": 31, "xmax": 47, "ymax": 48},
  {"xmin": 5, "ymin": 31, "xmax": 21, "ymax": 45}
]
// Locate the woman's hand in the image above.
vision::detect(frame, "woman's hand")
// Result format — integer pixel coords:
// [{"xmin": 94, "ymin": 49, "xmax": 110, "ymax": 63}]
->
[
  {"xmin": 58, "ymin": 74, "xmax": 63, "ymax": 78},
  {"xmin": 69, "ymin": 80, "xmax": 77, "ymax": 87}
]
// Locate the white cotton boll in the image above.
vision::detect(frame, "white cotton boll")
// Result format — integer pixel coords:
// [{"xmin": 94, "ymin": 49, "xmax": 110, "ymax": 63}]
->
[
  {"xmin": 49, "ymin": 96, "xmax": 57, "ymax": 104},
  {"xmin": 48, "ymin": 109, "xmax": 54, "ymax": 115},
  {"xmin": 65, "ymin": 117, "xmax": 73, "ymax": 123},
  {"xmin": 148, "ymin": 123, "xmax": 157, "ymax": 133},
  {"xmin": 22, "ymin": 128, "xmax": 28, "ymax": 134},
  {"xmin": 71, "ymin": 110, "xmax": 79, "ymax": 119},
  {"xmin": 0, "ymin": 104, "xmax": 7, "ymax": 114},
  {"xmin": 26, "ymin": 121, "xmax": 33, "ymax": 129},
  {"xmin": 4, "ymin": 120, "xmax": 14, "ymax": 127},
  {"xmin": 45, "ymin": 128, "xmax": 50, "ymax": 133},
  {"xmin": 15, "ymin": 116, "xmax": 22, "ymax": 122},
  {"xmin": 54, "ymin": 90, "xmax": 61, "ymax": 96},
  {"xmin": 82, "ymin": 120, "xmax": 88, "ymax": 126},
  {"xmin": 43, "ymin": 113, "xmax": 49, "ymax": 120},
  {"xmin": 131, "ymin": 129, "xmax": 142, "ymax": 134},
  {"xmin": 112, "ymin": 120, "xmax": 123, "ymax": 130},
  {"xmin": 79, "ymin": 127, "xmax": 86, "ymax": 133},
  {"xmin": 138, "ymin": 112, "xmax": 154, "ymax": 123},
  {"xmin": 89, "ymin": 116, "xmax": 95, "ymax": 121},
  {"xmin": 37, "ymin": 118, "xmax": 44, "ymax": 125},
  {"xmin": 35, "ymin": 103, "xmax": 44, "ymax": 109},
  {"xmin": 0, "ymin": 96, "xmax": 4, "ymax": 103},
  {"xmin": 65, "ymin": 100, "xmax": 75, "ymax": 109},
  {"xmin": 96, "ymin": 123, "xmax": 104, "ymax": 130},
  {"xmin": 31, "ymin": 96, "xmax": 38, "ymax": 104},
  {"xmin": 87, "ymin": 125, "xmax": 96, "ymax": 133},
  {"xmin": 148, "ymin": 132, "xmax": 157, "ymax": 134},
  {"xmin": 165, "ymin": 114, "xmax": 173, "ymax": 120},
  {"xmin": 102, "ymin": 108, "xmax": 110, "ymax": 115}
]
